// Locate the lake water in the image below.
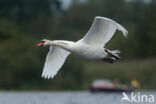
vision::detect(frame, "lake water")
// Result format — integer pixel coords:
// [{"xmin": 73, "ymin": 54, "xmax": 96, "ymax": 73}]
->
[{"xmin": 0, "ymin": 91, "xmax": 155, "ymax": 104}]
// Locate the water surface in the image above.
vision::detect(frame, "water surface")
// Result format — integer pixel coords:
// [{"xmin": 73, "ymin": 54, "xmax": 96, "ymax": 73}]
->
[{"xmin": 0, "ymin": 91, "xmax": 155, "ymax": 104}]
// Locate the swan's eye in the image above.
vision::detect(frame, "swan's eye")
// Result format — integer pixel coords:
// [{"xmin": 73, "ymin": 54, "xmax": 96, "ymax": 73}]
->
[{"xmin": 42, "ymin": 40, "xmax": 45, "ymax": 43}]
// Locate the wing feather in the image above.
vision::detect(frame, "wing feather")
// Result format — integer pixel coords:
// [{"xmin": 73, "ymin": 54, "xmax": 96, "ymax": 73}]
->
[
  {"xmin": 79, "ymin": 16, "xmax": 128, "ymax": 47},
  {"xmin": 42, "ymin": 46, "xmax": 70, "ymax": 79}
]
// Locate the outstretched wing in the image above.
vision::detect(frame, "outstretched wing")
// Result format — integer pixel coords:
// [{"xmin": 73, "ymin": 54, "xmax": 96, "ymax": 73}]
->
[
  {"xmin": 79, "ymin": 16, "xmax": 128, "ymax": 47},
  {"xmin": 42, "ymin": 46, "xmax": 70, "ymax": 79}
]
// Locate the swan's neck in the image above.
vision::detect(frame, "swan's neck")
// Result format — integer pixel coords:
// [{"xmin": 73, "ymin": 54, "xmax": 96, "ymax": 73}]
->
[{"xmin": 50, "ymin": 41, "xmax": 71, "ymax": 51}]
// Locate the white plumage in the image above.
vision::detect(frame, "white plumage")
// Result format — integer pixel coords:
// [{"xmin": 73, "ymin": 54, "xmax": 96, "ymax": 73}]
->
[
  {"xmin": 42, "ymin": 46, "xmax": 70, "ymax": 79},
  {"xmin": 38, "ymin": 16, "xmax": 128, "ymax": 79},
  {"xmin": 79, "ymin": 17, "xmax": 128, "ymax": 47}
]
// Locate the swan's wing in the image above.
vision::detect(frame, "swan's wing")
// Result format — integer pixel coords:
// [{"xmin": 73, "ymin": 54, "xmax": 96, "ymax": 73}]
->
[
  {"xmin": 42, "ymin": 46, "xmax": 70, "ymax": 79},
  {"xmin": 79, "ymin": 16, "xmax": 128, "ymax": 47}
]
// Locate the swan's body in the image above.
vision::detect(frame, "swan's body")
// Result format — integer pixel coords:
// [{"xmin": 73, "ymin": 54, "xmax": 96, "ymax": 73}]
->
[{"xmin": 38, "ymin": 16, "xmax": 128, "ymax": 79}]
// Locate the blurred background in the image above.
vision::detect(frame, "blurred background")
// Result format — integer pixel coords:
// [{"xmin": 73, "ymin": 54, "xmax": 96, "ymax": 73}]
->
[{"xmin": 0, "ymin": 0, "xmax": 156, "ymax": 91}]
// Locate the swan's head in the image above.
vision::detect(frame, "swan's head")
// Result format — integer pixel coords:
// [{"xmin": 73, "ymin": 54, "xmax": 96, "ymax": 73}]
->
[{"xmin": 37, "ymin": 39, "xmax": 51, "ymax": 46}]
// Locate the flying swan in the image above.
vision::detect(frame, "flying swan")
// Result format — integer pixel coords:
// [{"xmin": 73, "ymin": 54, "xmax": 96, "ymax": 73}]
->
[{"xmin": 37, "ymin": 16, "xmax": 128, "ymax": 79}]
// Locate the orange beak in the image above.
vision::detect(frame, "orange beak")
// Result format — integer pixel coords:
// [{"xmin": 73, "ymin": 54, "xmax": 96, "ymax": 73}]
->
[{"xmin": 37, "ymin": 42, "xmax": 44, "ymax": 47}]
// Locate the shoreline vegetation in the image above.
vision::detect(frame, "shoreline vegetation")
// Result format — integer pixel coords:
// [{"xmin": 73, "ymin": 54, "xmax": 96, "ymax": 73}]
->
[
  {"xmin": 0, "ymin": 58, "xmax": 155, "ymax": 91},
  {"xmin": 84, "ymin": 58, "xmax": 156, "ymax": 90}
]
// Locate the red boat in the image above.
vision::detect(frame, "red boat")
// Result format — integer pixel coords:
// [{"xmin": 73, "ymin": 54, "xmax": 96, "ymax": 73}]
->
[{"xmin": 90, "ymin": 79, "xmax": 134, "ymax": 93}]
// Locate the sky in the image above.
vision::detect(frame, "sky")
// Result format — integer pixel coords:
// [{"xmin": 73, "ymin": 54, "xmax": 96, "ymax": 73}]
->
[
  {"xmin": 57, "ymin": 0, "xmax": 152, "ymax": 11},
  {"xmin": 60, "ymin": 0, "xmax": 87, "ymax": 10},
  {"xmin": 125, "ymin": 0, "xmax": 152, "ymax": 3}
]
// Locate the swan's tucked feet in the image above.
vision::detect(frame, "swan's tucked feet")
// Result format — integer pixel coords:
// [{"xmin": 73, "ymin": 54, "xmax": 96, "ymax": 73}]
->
[
  {"xmin": 105, "ymin": 49, "xmax": 121, "ymax": 60},
  {"xmin": 102, "ymin": 49, "xmax": 121, "ymax": 63}
]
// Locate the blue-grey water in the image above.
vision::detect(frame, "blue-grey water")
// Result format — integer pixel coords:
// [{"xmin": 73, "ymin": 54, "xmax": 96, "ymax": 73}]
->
[{"xmin": 0, "ymin": 91, "xmax": 155, "ymax": 104}]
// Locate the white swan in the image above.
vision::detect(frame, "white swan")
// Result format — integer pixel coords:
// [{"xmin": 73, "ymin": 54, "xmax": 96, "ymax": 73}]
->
[{"xmin": 37, "ymin": 16, "xmax": 128, "ymax": 79}]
